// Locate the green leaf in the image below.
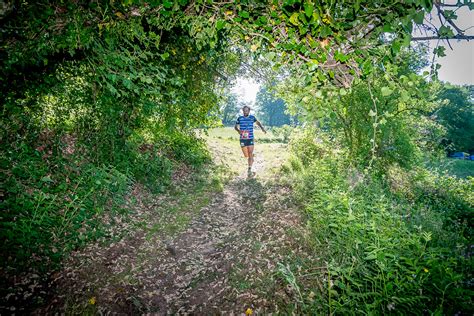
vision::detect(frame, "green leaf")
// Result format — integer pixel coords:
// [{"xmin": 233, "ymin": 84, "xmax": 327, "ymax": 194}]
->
[
  {"xmin": 289, "ymin": 12, "xmax": 299, "ymax": 26},
  {"xmin": 443, "ymin": 10, "xmax": 457, "ymax": 20},
  {"xmin": 402, "ymin": 34, "xmax": 411, "ymax": 47},
  {"xmin": 320, "ymin": 25, "xmax": 332, "ymax": 37},
  {"xmin": 438, "ymin": 25, "xmax": 454, "ymax": 38},
  {"xmin": 391, "ymin": 41, "xmax": 401, "ymax": 55},
  {"xmin": 266, "ymin": 52, "xmax": 276, "ymax": 61},
  {"xmin": 413, "ymin": 11, "xmax": 424, "ymax": 24},
  {"xmin": 163, "ymin": 0, "xmax": 173, "ymax": 9},
  {"xmin": 334, "ymin": 51, "xmax": 349, "ymax": 62},
  {"xmin": 41, "ymin": 176, "xmax": 54, "ymax": 183},
  {"xmin": 216, "ymin": 20, "xmax": 225, "ymax": 30},
  {"xmin": 383, "ymin": 24, "xmax": 394, "ymax": 33},
  {"xmin": 381, "ymin": 86, "xmax": 393, "ymax": 96},
  {"xmin": 239, "ymin": 10, "xmax": 250, "ymax": 19},
  {"xmin": 107, "ymin": 83, "xmax": 118, "ymax": 96},
  {"xmin": 434, "ymin": 46, "xmax": 446, "ymax": 57},
  {"xmin": 400, "ymin": 90, "xmax": 410, "ymax": 101},
  {"xmin": 364, "ymin": 253, "xmax": 377, "ymax": 261},
  {"xmin": 304, "ymin": 4, "xmax": 313, "ymax": 18},
  {"xmin": 123, "ymin": 79, "xmax": 132, "ymax": 89}
]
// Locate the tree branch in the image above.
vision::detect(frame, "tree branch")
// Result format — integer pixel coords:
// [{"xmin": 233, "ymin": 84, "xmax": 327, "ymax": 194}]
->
[
  {"xmin": 438, "ymin": 2, "xmax": 469, "ymax": 7},
  {"xmin": 412, "ymin": 34, "xmax": 474, "ymax": 41},
  {"xmin": 435, "ymin": 2, "xmax": 466, "ymax": 36}
]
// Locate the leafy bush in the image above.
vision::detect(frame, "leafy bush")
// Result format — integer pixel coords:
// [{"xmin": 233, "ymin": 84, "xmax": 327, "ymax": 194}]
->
[
  {"xmin": 162, "ymin": 132, "xmax": 211, "ymax": 166},
  {"xmin": 271, "ymin": 124, "xmax": 295, "ymax": 143},
  {"xmin": 282, "ymin": 131, "xmax": 473, "ymax": 314},
  {"xmin": 287, "ymin": 127, "xmax": 331, "ymax": 167},
  {"xmin": 280, "ymin": 49, "xmax": 444, "ymax": 172},
  {"xmin": 1, "ymin": 142, "xmax": 133, "ymax": 270},
  {"xmin": 0, "ymin": 128, "xmax": 210, "ymax": 273}
]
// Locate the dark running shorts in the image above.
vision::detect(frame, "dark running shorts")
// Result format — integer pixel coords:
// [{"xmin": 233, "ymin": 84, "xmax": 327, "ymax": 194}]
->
[{"xmin": 240, "ymin": 139, "xmax": 254, "ymax": 147}]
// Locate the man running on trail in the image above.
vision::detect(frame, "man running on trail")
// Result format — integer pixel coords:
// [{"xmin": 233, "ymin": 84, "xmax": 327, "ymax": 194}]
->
[{"xmin": 234, "ymin": 105, "xmax": 267, "ymax": 176}]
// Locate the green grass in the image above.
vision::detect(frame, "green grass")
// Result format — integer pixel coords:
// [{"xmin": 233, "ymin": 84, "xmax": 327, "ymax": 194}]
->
[
  {"xmin": 428, "ymin": 158, "xmax": 474, "ymax": 178},
  {"xmin": 202, "ymin": 126, "xmax": 283, "ymax": 142},
  {"xmin": 202, "ymin": 127, "xmax": 290, "ymax": 177}
]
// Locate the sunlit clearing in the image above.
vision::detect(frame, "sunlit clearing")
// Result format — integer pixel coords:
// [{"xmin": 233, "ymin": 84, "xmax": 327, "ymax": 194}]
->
[{"xmin": 231, "ymin": 77, "xmax": 261, "ymax": 107}]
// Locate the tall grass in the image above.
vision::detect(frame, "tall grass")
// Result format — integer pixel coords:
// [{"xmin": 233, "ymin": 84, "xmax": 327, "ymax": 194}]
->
[
  {"xmin": 1, "ymin": 131, "xmax": 210, "ymax": 273},
  {"xmin": 427, "ymin": 157, "xmax": 474, "ymax": 179},
  {"xmin": 280, "ymin": 130, "xmax": 473, "ymax": 314}
]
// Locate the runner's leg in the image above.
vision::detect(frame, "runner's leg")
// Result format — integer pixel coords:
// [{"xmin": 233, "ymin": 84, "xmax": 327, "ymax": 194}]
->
[
  {"xmin": 241, "ymin": 146, "xmax": 249, "ymax": 158},
  {"xmin": 247, "ymin": 145, "xmax": 254, "ymax": 169}
]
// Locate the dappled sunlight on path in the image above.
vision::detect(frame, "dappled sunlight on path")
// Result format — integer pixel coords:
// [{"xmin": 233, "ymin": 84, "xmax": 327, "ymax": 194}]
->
[{"xmin": 39, "ymin": 128, "xmax": 308, "ymax": 314}]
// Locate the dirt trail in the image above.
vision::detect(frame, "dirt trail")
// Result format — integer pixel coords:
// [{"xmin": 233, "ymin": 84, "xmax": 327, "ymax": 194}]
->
[{"xmin": 40, "ymin": 142, "xmax": 308, "ymax": 314}]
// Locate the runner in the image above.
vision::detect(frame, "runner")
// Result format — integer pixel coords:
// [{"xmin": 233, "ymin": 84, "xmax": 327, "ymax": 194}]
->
[{"xmin": 234, "ymin": 105, "xmax": 267, "ymax": 176}]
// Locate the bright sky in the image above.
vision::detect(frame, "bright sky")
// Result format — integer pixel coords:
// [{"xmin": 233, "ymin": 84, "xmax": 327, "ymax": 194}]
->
[
  {"xmin": 417, "ymin": 3, "xmax": 474, "ymax": 85},
  {"xmin": 230, "ymin": 77, "xmax": 260, "ymax": 106},
  {"xmin": 438, "ymin": 41, "xmax": 474, "ymax": 85}
]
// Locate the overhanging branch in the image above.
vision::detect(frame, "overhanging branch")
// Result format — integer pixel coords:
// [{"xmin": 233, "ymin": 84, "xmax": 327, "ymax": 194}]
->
[{"xmin": 412, "ymin": 34, "xmax": 474, "ymax": 41}]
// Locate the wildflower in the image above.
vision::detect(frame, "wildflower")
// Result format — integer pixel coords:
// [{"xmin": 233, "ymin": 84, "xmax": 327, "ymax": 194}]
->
[
  {"xmin": 89, "ymin": 297, "xmax": 96, "ymax": 305},
  {"xmin": 245, "ymin": 308, "xmax": 253, "ymax": 315},
  {"xmin": 424, "ymin": 268, "xmax": 429, "ymax": 273}
]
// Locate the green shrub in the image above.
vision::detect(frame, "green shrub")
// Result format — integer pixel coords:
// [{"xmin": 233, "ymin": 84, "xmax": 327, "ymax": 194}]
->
[
  {"xmin": 1, "ymin": 144, "xmax": 133, "ymax": 271},
  {"xmin": 163, "ymin": 132, "xmax": 211, "ymax": 166},
  {"xmin": 0, "ymin": 128, "xmax": 210, "ymax": 273},
  {"xmin": 283, "ymin": 134, "xmax": 473, "ymax": 314},
  {"xmin": 288, "ymin": 127, "xmax": 331, "ymax": 167},
  {"xmin": 271, "ymin": 124, "xmax": 294, "ymax": 143}
]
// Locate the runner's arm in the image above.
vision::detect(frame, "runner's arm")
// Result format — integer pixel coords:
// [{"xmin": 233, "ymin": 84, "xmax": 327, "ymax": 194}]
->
[
  {"xmin": 256, "ymin": 120, "xmax": 267, "ymax": 134},
  {"xmin": 234, "ymin": 123, "xmax": 240, "ymax": 134}
]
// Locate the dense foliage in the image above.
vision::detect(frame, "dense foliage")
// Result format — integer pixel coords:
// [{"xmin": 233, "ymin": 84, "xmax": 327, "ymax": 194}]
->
[
  {"xmin": 1, "ymin": 0, "xmax": 235, "ymax": 277},
  {"xmin": 282, "ymin": 126, "xmax": 473, "ymax": 314},
  {"xmin": 436, "ymin": 85, "xmax": 474, "ymax": 154}
]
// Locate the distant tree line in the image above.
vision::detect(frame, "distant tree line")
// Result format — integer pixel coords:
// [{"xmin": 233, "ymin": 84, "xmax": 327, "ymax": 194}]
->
[{"xmin": 436, "ymin": 85, "xmax": 474, "ymax": 154}]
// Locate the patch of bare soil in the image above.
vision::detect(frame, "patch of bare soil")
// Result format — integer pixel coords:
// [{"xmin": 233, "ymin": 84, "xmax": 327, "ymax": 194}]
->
[{"xmin": 37, "ymin": 157, "xmax": 310, "ymax": 315}]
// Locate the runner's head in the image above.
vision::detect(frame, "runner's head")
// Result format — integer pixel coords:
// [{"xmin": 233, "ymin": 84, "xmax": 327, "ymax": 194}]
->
[{"xmin": 242, "ymin": 105, "xmax": 250, "ymax": 116}]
